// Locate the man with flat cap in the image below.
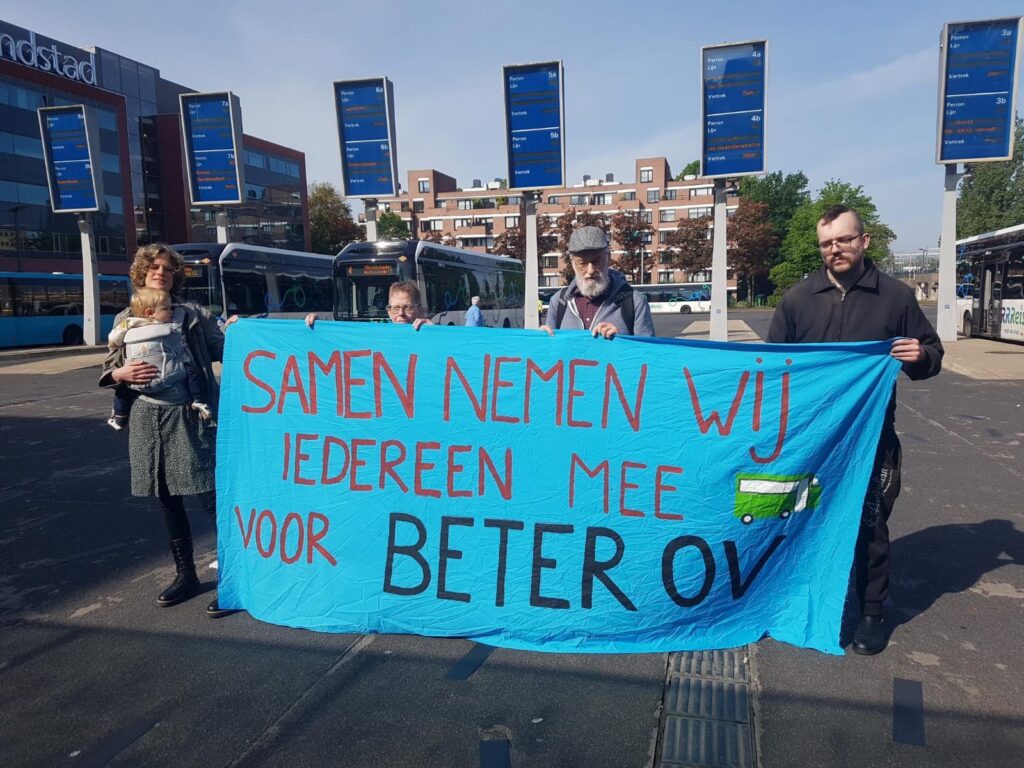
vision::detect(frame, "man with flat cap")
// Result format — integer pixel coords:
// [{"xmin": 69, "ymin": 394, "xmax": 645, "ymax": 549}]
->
[{"xmin": 543, "ymin": 225, "xmax": 655, "ymax": 338}]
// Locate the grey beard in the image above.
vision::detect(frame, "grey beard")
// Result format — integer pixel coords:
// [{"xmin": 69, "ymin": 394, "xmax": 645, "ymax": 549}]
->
[{"xmin": 576, "ymin": 271, "xmax": 609, "ymax": 298}]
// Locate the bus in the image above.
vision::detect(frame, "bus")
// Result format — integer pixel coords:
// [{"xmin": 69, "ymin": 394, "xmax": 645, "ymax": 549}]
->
[
  {"xmin": 0, "ymin": 272, "xmax": 130, "ymax": 348},
  {"xmin": 633, "ymin": 283, "xmax": 712, "ymax": 314},
  {"xmin": 173, "ymin": 243, "xmax": 335, "ymax": 321},
  {"xmin": 333, "ymin": 240, "xmax": 525, "ymax": 327},
  {"xmin": 955, "ymin": 223, "xmax": 1024, "ymax": 343}
]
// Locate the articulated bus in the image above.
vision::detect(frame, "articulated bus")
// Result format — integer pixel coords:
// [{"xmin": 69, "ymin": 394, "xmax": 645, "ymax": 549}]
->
[
  {"xmin": 333, "ymin": 240, "xmax": 525, "ymax": 326},
  {"xmin": 633, "ymin": 283, "xmax": 713, "ymax": 314},
  {"xmin": 955, "ymin": 223, "xmax": 1024, "ymax": 343},
  {"xmin": 0, "ymin": 272, "xmax": 130, "ymax": 348},
  {"xmin": 173, "ymin": 243, "xmax": 335, "ymax": 321}
]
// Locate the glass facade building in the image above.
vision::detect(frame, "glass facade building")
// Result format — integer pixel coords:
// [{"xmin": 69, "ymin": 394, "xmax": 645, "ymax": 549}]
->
[{"xmin": 0, "ymin": 19, "xmax": 309, "ymax": 276}]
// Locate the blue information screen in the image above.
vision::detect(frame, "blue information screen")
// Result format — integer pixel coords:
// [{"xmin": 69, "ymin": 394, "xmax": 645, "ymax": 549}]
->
[
  {"xmin": 181, "ymin": 94, "xmax": 242, "ymax": 204},
  {"xmin": 335, "ymin": 79, "xmax": 396, "ymax": 198},
  {"xmin": 504, "ymin": 62, "xmax": 564, "ymax": 189},
  {"xmin": 702, "ymin": 41, "xmax": 766, "ymax": 178},
  {"xmin": 940, "ymin": 18, "xmax": 1020, "ymax": 162},
  {"xmin": 41, "ymin": 107, "xmax": 98, "ymax": 211}
]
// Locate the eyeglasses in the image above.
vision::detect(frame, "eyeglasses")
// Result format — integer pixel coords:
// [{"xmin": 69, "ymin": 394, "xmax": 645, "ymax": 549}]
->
[
  {"xmin": 818, "ymin": 234, "xmax": 862, "ymax": 251},
  {"xmin": 386, "ymin": 304, "xmax": 420, "ymax": 314},
  {"xmin": 147, "ymin": 263, "xmax": 177, "ymax": 274},
  {"xmin": 571, "ymin": 255, "xmax": 608, "ymax": 268}
]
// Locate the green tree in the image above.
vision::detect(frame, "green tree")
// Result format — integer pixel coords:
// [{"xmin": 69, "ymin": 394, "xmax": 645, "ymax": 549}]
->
[
  {"xmin": 738, "ymin": 171, "xmax": 809, "ymax": 246},
  {"xmin": 376, "ymin": 210, "xmax": 410, "ymax": 241},
  {"xmin": 957, "ymin": 118, "xmax": 1024, "ymax": 238},
  {"xmin": 308, "ymin": 181, "xmax": 362, "ymax": 254},
  {"xmin": 770, "ymin": 180, "xmax": 896, "ymax": 295},
  {"xmin": 675, "ymin": 160, "xmax": 701, "ymax": 180}
]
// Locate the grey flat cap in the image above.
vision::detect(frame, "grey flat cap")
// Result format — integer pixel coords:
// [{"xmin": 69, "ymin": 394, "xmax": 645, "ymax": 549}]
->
[{"xmin": 568, "ymin": 226, "xmax": 609, "ymax": 253}]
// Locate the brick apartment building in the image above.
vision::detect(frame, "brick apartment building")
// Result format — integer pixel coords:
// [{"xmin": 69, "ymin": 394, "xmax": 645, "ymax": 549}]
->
[{"xmin": 370, "ymin": 157, "xmax": 739, "ymax": 287}]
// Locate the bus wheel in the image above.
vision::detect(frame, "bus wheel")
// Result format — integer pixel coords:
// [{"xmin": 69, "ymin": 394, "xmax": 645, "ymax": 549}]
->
[
  {"xmin": 680, "ymin": 305, "xmax": 692, "ymax": 314},
  {"xmin": 62, "ymin": 324, "xmax": 83, "ymax": 346},
  {"xmin": 740, "ymin": 513, "xmax": 754, "ymax": 525},
  {"xmin": 962, "ymin": 312, "xmax": 972, "ymax": 336}
]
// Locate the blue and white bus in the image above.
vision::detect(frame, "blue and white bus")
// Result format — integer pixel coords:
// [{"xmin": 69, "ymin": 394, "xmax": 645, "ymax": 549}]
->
[
  {"xmin": 333, "ymin": 240, "xmax": 525, "ymax": 326},
  {"xmin": 0, "ymin": 272, "xmax": 130, "ymax": 348},
  {"xmin": 173, "ymin": 243, "xmax": 336, "ymax": 321}
]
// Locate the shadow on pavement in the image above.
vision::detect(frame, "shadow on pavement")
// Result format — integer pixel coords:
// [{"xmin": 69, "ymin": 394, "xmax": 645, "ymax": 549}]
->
[{"xmin": 890, "ymin": 519, "xmax": 1024, "ymax": 629}]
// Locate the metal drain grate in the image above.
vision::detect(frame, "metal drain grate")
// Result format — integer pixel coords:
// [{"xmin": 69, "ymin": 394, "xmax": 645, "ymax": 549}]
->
[{"xmin": 658, "ymin": 649, "xmax": 754, "ymax": 768}]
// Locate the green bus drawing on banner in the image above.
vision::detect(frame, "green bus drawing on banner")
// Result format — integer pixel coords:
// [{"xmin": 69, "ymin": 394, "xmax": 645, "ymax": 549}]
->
[{"xmin": 734, "ymin": 473, "xmax": 822, "ymax": 525}]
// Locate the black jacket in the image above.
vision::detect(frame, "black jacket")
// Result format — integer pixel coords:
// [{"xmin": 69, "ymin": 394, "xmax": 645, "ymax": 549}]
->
[{"xmin": 767, "ymin": 259, "xmax": 943, "ymax": 432}]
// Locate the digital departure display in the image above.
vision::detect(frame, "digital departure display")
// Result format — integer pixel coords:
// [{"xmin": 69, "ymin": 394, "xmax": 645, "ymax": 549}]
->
[
  {"xmin": 180, "ymin": 92, "xmax": 243, "ymax": 205},
  {"xmin": 939, "ymin": 18, "xmax": 1021, "ymax": 163},
  {"xmin": 504, "ymin": 61, "xmax": 565, "ymax": 190},
  {"xmin": 701, "ymin": 41, "xmax": 767, "ymax": 178},
  {"xmin": 347, "ymin": 264, "xmax": 396, "ymax": 276},
  {"xmin": 38, "ymin": 105, "xmax": 100, "ymax": 212},
  {"xmin": 335, "ymin": 78, "xmax": 398, "ymax": 198}
]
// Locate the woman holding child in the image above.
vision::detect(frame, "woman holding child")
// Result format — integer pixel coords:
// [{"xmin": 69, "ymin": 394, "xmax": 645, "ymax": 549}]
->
[{"xmin": 99, "ymin": 243, "xmax": 231, "ymax": 617}]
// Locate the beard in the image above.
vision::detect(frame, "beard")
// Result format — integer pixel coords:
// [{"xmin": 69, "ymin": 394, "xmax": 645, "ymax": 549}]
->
[{"xmin": 576, "ymin": 269, "xmax": 610, "ymax": 298}]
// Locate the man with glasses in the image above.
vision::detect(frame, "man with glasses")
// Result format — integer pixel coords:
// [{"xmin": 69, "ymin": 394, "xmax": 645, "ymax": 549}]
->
[
  {"xmin": 767, "ymin": 205, "xmax": 943, "ymax": 655},
  {"xmin": 305, "ymin": 281, "xmax": 430, "ymax": 330},
  {"xmin": 544, "ymin": 226, "xmax": 655, "ymax": 338}
]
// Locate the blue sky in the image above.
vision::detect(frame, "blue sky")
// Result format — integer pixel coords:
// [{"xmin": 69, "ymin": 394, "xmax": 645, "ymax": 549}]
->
[{"xmin": 10, "ymin": 1, "xmax": 1023, "ymax": 250}]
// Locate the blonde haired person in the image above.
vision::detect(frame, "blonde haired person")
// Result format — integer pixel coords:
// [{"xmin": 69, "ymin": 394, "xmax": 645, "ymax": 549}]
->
[{"xmin": 106, "ymin": 286, "xmax": 212, "ymax": 430}]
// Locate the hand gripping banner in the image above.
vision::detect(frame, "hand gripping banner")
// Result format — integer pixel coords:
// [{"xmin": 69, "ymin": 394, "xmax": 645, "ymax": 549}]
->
[{"xmin": 216, "ymin": 320, "xmax": 901, "ymax": 654}]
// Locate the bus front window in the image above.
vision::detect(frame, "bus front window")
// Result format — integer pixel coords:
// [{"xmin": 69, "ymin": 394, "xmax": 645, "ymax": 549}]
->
[
  {"xmin": 335, "ymin": 274, "xmax": 395, "ymax": 320},
  {"xmin": 180, "ymin": 264, "xmax": 222, "ymax": 316}
]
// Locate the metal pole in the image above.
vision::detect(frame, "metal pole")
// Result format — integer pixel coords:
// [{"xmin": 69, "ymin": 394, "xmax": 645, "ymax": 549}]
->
[
  {"xmin": 936, "ymin": 164, "xmax": 960, "ymax": 342},
  {"xmin": 364, "ymin": 198, "xmax": 379, "ymax": 242},
  {"xmin": 523, "ymin": 190, "xmax": 539, "ymax": 330},
  {"xmin": 78, "ymin": 214, "xmax": 101, "ymax": 346},
  {"xmin": 710, "ymin": 179, "xmax": 729, "ymax": 341},
  {"xmin": 215, "ymin": 209, "xmax": 229, "ymax": 245}
]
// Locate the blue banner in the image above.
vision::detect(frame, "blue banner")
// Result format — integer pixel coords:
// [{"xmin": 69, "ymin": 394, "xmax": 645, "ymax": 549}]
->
[{"xmin": 217, "ymin": 321, "xmax": 901, "ymax": 654}]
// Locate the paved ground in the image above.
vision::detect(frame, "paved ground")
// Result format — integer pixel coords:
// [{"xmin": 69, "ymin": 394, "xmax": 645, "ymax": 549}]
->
[{"xmin": 1, "ymin": 313, "xmax": 1021, "ymax": 767}]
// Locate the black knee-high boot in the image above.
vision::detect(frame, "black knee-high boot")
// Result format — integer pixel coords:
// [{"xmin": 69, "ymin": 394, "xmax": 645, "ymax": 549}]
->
[{"xmin": 157, "ymin": 538, "xmax": 200, "ymax": 607}]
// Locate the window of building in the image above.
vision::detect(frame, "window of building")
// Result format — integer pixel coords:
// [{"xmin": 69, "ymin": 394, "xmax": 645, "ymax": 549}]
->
[
  {"xmin": 507, "ymin": 196, "xmax": 521, "ymax": 206},
  {"xmin": 663, "ymin": 189, "xmax": 677, "ymax": 200},
  {"xmin": 413, "ymin": 200, "xmax": 424, "ymax": 213},
  {"xmin": 455, "ymin": 218, "xmax": 473, "ymax": 228},
  {"xmin": 570, "ymin": 194, "xmax": 588, "ymax": 205},
  {"xmin": 690, "ymin": 187, "xmax": 712, "ymax": 199},
  {"xmin": 727, "ymin": 207, "xmax": 737, "ymax": 218},
  {"xmin": 642, "ymin": 232, "xmax": 653, "ymax": 244},
  {"xmin": 640, "ymin": 168, "xmax": 653, "ymax": 183},
  {"xmin": 689, "ymin": 207, "xmax": 712, "ymax": 219},
  {"xmin": 505, "ymin": 216, "xmax": 519, "ymax": 228},
  {"xmin": 245, "ymin": 150, "xmax": 267, "ymax": 169},
  {"xmin": 438, "ymin": 200, "xmax": 447, "ymax": 208},
  {"xmin": 647, "ymin": 189, "xmax": 660, "ymax": 203},
  {"xmin": 658, "ymin": 271, "xmax": 674, "ymax": 284},
  {"xmin": 660, "ymin": 231, "xmax": 674, "ymax": 244},
  {"xmin": 269, "ymin": 156, "xmax": 290, "ymax": 175},
  {"xmin": 418, "ymin": 179, "xmax": 430, "ymax": 193},
  {"xmin": 541, "ymin": 255, "xmax": 560, "ymax": 269},
  {"xmin": 590, "ymin": 194, "xmax": 610, "ymax": 205},
  {"xmin": 547, "ymin": 195, "xmax": 561, "ymax": 204},
  {"xmin": 640, "ymin": 210, "xmax": 653, "ymax": 224},
  {"xmin": 660, "ymin": 209, "xmax": 676, "ymax": 223},
  {"xmin": 621, "ymin": 191, "xmax": 636, "ymax": 201},
  {"xmin": 458, "ymin": 199, "xmax": 473, "ymax": 210}
]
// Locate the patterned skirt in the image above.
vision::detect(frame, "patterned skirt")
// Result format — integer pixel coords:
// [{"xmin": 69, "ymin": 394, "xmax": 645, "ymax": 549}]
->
[{"xmin": 128, "ymin": 400, "xmax": 216, "ymax": 497}]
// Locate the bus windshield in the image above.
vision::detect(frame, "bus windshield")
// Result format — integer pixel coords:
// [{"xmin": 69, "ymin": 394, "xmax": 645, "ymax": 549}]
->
[
  {"xmin": 180, "ymin": 262, "xmax": 222, "ymax": 315},
  {"xmin": 334, "ymin": 260, "xmax": 401, "ymax": 321}
]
